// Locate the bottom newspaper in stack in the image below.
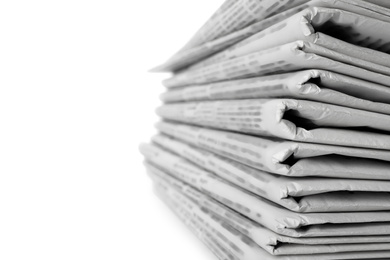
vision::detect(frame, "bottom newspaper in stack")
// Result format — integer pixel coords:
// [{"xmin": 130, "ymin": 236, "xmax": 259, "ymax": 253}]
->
[{"xmin": 140, "ymin": 132, "xmax": 390, "ymax": 260}]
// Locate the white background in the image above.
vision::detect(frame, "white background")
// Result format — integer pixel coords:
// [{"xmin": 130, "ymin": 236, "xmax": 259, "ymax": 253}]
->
[{"xmin": 0, "ymin": 0, "xmax": 224, "ymax": 259}]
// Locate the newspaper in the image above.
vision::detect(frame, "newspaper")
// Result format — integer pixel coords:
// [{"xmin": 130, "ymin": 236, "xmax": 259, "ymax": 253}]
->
[
  {"xmin": 151, "ymin": 134, "xmax": 390, "ymax": 212},
  {"xmin": 158, "ymin": 190, "xmax": 390, "ymax": 260},
  {"xmin": 149, "ymin": 163, "xmax": 390, "ymax": 259},
  {"xmin": 163, "ymin": 41, "xmax": 390, "ymax": 91},
  {"xmin": 152, "ymin": 5, "xmax": 309, "ymax": 72},
  {"xmin": 188, "ymin": 7, "xmax": 390, "ymax": 71},
  {"xmin": 176, "ymin": 0, "xmax": 308, "ymax": 54},
  {"xmin": 154, "ymin": 183, "xmax": 237, "ymax": 260},
  {"xmin": 155, "ymin": 121, "xmax": 390, "ymax": 180},
  {"xmin": 154, "ymin": 0, "xmax": 390, "ymax": 72},
  {"xmin": 156, "ymin": 99, "xmax": 390, "ymax": 150},
  {"xmin": 152, "ymin": 169, "xmax": 390, "ymax": 256},
  {"xmin": 140, "ymin": 146, "xmax": 390, "ymax": 238},
  {"xmin": 362, "ymin": 0, "xmax": 390, "ymax": 8},
  {"xmin": 160, "ymin": 70, "xmax": 390, "ymax": 115},
  {"xmin": 155, "ymin": 180, "xmax": 266, "ymax": 260}
]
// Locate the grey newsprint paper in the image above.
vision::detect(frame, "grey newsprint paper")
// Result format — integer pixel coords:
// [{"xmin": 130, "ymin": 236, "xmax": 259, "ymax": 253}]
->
[
  {"xmin": 147, "ymin": 1, "xmax": 390, "ymax": 259},
  {"xmin": 161, "ymin": 70, "xmax": 390, "ymax": 115},
  {"xmin": 156, "ymin": 121, "xmax": 390, "ymax": 180},
  {"xmin": 149, "ymin": 164, "xmax": 390, "ymax": 259},
  {"xmin": 151, "ymin": 134, "xmax": 390, "ymax": 212},
  {"xmin": 157, "ymin": 99, "xmax": 390, "ymax": 149},
  {"xmin": 155, "ymin": 0, "xmax": 390, "ymax": 72},
  {"xmin": 140, "ymin": 145, "xmax": 390, "ymax": 238}
]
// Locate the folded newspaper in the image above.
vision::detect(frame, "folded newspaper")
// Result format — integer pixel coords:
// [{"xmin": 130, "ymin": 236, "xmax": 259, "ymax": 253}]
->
[
  {"xmin": 160, "ymin": 70, "xmax": 390, "ymax": 115},
  {"xmin": 188, "ymin": 7, "xmax": 390, "ymax": 71},
  {"xmin": 140, "ymin": 145, "xmax": 390, "ymax": 237},
  {"xmin": 156, "ymin": 185, "xmax": 390, "ymax": 260},
  {"xmin": 155, "ymin": 0, "xmax": 390, "ymax": 72},
  {"xmin": 152, "ymin": 169, "xmax": 390, "ymax": 257},
  {"xmin": 145, "ymin": 160, "xmax": 390, "ymax": 237},
  {"xmin": 156, "ymin": 121, "xmax": 390, "ymax": 179},
  {"xmin": 163, "ymin": 41, "xmax": 390, "ymax": 89},
  {"xmin": 175, "ymin": 0, "xmax": 308, "ymax": 54},
  {"xmin": 157, "ymin": 99, "xmax": 390, "ymax": 149},
  {"xmin": 151, "ymin": 134, "xmax": 390, "ymax": 212},
  {"xmin": 177, "ymin": 0, "xmax": 390, "ymax": 53}
]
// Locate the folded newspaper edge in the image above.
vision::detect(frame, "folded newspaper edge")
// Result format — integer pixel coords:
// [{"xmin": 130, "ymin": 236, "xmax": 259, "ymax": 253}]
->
[
  {"xmin": 154, "ymin": 183, "xmax": 237, "ymax": 260},
  {"xmin": 154, "ymin": 0, "xmax": 390, "ymax": 72},
  {"xmin": 160, "ymin": 70, "xmax": 390, "ymax": 115},
  {"xmin": 155, "ymin": 179, "xmax": 267, "ymax": 260},
  {"xmin": 189, "ymin": 6, "xmax": 390, "ymax": 71},
  {"xmin": 140, "ymin": 147, "xmax": 390, "ymax": 238},
  {"xmin": 156, "ymin": 121, "xmax": 390, "ymax": 179},
  {"xmin": 152, "ymin": 134, "xmax": 390, "ymax": 212},
  {"xmin": 163, "ymin": 41, "xmax": 390, "ymax": 93},
  {"xmin": 157, "ymin": 98, "xmax": 390, "ymax": 150},
  {"xmin": 150, "ymin": 165, "xmax": 390, "ymax": 259},
  {"xmin": 152, "ymin": 4, "xmax": 309, "ymax": 72},
  {"xmin": 151, "ymin": 167, "xmax": 390, "ymax": 247},
  {"xmin": 152, "ymin": 171, "xmax": 390, "ymax": 256},
  {"xmin": 175, "ymin": 0, "xmax": 308, "ymax": 55},
  {"xmin": 183, "ymin": 0, "xmax": 390, "ymax": 53}
]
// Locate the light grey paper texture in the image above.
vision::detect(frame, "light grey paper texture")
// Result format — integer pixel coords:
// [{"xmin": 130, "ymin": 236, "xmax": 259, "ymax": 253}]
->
[
  {"xmin": 160, "ymin": 70, "xmax": 390, "ymax": 115},
  {"xmin": 140, "ymin": 146, "xmax": 390, "ymax": 238},
  {"xmin": 151, "ymin": 134, "xmax": 390, "ymax": 212},
  {"xmin": 156, "ymin": 99, "xmax": 390, "ymax": 150},
  {"xmin": 155, "ymin": 0, "xmax": 390, "ymax": 72},
  {"xmin": 152, "ymin": 169, "xmax": 390, "ymax": 257},
  {"xmin": 154, "ymin": 183, "xmax": 237, "ymax": 260},
  {"xmin": 188, "ymin": 7, "xmax": 390, "ymax": 71},
  {"xmin": 155, "ymin": 180, "xmax": 266, "ymax": 260},
  {"xmin": 174, "ymin": 0, "xmax": 308, "ymax": 56},
  {"xmin": 163, "ymin": 41, "xmax": 390, "ymax": 89},
  {"xmin": 156, "ymin": 121, "xmax": 390, "ymax": 180}
]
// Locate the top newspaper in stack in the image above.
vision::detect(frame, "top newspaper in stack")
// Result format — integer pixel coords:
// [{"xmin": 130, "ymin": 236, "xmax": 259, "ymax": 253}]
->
[
  {"xmin": 162, "ymin": 7, "xmax": 390, "ymax": 88},
  {"xmin": 153, "ymin": 0, "xmax": 390, "ymax": 72}
]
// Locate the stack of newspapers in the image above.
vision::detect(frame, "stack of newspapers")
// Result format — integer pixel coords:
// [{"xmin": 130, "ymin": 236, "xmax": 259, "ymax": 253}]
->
[{"xmin": 141, "ymin": 0, "xmax": 390, "ymax": 259}]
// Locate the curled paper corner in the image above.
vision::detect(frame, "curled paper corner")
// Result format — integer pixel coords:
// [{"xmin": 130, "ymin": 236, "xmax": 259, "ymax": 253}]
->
[
  {"xmin": 296, "ymin": 83, "xmax": 322, "ymax": 95},
  {"xmin": 275, "ymin": 100, "xmax": 300, "ymax": 139},
  {"xmin": 278, "ymin": 217, "xmax": 303, "ymax": 230},
  {"xmin": 300, "ymin": 14, "xmax": 315, "ymax": 37},
  {"xmin": 271, "ymin": 145, "xmax": 296, "ymax": 169}
]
